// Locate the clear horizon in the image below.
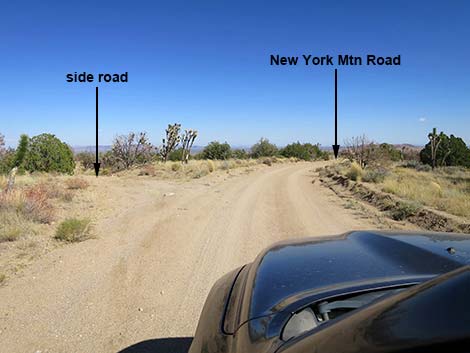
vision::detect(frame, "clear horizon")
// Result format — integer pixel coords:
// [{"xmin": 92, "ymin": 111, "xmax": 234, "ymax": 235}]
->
[{"xmin": 1, "ymin": 1, "xmax": 469, "ymax": 148}]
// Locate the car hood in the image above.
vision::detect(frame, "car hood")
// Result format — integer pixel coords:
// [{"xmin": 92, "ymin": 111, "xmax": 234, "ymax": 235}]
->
[{"xmin": 243, "ymin": 231, "xmax": 470, "ymax": 320}]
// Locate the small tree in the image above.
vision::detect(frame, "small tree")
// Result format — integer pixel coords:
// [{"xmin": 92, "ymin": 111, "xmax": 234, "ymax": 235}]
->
[
  {"xmin": 161, "ymin": 123, "xmax": 181, "ymax": 162},
  {"xmin": 342, "ymin": 135, "xmax": 373, "ymax": 168},
  {"xmin": 251, "ymin": 138, "xmax": 278, "ymax": 158},
  {"xmin": 181, "ymin": 129, "xmax": 198, "ymax": 164},
  {"xmin": 24, "ymin": 134, "xmax": 75, "ymax": 174},
  {"xmin": 201, "ymin": 141, "xmax": 232, "ymax": 160},
  {"xmin": 110, "ymin": 132, "xmax": 155, "ymax": 170},
  {"xmin": 13, "ymin": 134, "xmax": 29, "ymax": 169}
]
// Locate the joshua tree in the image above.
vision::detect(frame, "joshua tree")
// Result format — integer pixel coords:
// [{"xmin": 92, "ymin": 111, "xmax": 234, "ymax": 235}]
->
[
  {"xmin": 428, "ymin": 128, "xmax": 441, "ymax": 170},
  {"xmin": 181, "ymin": 129, "xmax": 198, "ymax": 164},
  {"xmin": 161, "ymin": 123, "xmax": 181, "ymax": 162}
]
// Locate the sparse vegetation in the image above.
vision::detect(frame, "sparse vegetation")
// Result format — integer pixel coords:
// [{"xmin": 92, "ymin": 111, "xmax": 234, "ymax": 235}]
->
[
  {"xmin": 65, "ymin": 177, "xmax": 89, "ymax": 190},
  {"xmin": 55, "ymin": 218, "xmax": 92, "ymax": 242}
]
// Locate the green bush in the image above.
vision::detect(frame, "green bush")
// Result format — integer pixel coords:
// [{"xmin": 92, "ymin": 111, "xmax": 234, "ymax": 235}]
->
[
  {"xmin": 251, "ymin": 138, "xmax": 278, "ymax": 158},
  {"xmin": 362, "ymin": 168, "xmax": 388, "ymax": 183},
  {"xmin": 55, "ymin": 218, "xmax": 92, "ymax": 242},
  {"xmin": 280, "ymin": 142, "xmax": 326, "ymax": 161},
  {"xmin": 232, "ymin": 149, "xmax": 249, "ymax": 159},
  {"xmin": 390, "ymin": 201, "xmax": 421, "ymax": 221},
  {"xmin": 24, "ymin": 134, "xmax": 75, "ymax": 174},
  {"xmin": 201, "ymin": 141, "xmax": 232, "ymax": 160},
  {"xmin": 168, "ymin": 148, "xmax": 184, "ymax": 162},
  {"xmin": 0, "ymin": 149, "xmax": 15, "ymax": 175}
]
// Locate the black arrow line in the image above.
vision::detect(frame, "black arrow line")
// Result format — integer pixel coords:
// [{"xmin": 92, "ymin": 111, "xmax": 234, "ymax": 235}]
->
[
  {"xmin": 332, "ymin": 69, "xmax": 340, "ymax": 158},
  {"xmin": 93, "ymin": 86, "xmax": 101, "ymax": 176}
]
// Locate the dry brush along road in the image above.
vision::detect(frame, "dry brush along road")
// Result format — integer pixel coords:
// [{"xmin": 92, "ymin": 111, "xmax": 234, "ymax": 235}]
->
[{"xmin": 0, "ymin": 162, "xmax": 410, "ymax": 353}]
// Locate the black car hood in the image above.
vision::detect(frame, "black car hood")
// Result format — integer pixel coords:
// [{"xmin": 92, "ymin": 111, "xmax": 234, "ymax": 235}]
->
[{"xmin": 244, "ymin": 231, "xmax": 470, "ymax": 321}]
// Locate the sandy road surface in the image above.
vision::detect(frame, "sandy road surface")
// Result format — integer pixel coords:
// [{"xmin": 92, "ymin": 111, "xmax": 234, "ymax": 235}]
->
[{"xmin": 0, "ymin": 162, "xmax": 386, "ymax": 353}]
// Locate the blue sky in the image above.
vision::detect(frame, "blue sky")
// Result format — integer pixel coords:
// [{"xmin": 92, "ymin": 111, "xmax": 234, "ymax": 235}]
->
[{"xmin": 1, "ymin": 0, "xmax": 469, "ymax": 147}]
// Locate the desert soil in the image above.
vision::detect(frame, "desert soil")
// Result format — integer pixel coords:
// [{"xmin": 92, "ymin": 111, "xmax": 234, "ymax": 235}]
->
[{"xmin": 0, "ymin": 162, "xmax": 411, "ymax": 353}]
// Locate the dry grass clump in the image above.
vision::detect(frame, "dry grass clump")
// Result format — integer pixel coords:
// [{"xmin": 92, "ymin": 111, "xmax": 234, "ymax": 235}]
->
[
  {"xmin": 171, "ymin": 162, "xmax": 182, "ymax": 172},
  {"xmin": 382, "ymin": 168, "xmax": 470, "ymax": 218},
  {"xmin": 346, "ymin": 162, "xmax": 363, "ymax": 181},
  {"xmin": 0, "ymin": 204, "xmax": 34, "ymax": 243},
  {"xmin": 206, "ymin": 160, "xmax": 215, "ymax": 172},
  {"xmin": 138, "ymin": 164, "xmax": 157, "ymax": 176},
  {"xmin": 65, "ymin": 177, "xmax": 89, "ymax": 190},
  {"xmin": 55, "ymin": 218, "xmax": 92, "ymax": 242},
  {"xmin": 0, "ymin": 186, "xmax": 55, "ymax": 224}
]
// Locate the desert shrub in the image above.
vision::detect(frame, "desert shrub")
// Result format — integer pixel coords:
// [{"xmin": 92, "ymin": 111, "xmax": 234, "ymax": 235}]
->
[
  {"xmin": 390, "ymin": 201, "xmax": 421, "ymax": 221},
  {"xmin": 61, "ymin": 190, "xmax": 74, "ymax": 202},
  {"xmin": 65, "ymin": 177, "xmax": 89, "ymax": 190},
  {"xmin": 55, "ymin": 218, "xmax": 92, "ymax": 242},
  {"xmin": 75, "ymin": 152, "xmax": 95, "ymax": 170},
  {"xmin": 171, "ymin": 162, "xmax": 182, "ymax": 171},
  {"xmin": 109, "ymin": 132, "xmax": 155, "ymax": 171},
  {"xmin": 362, "ymin": 168, "xmax": 388, "ymax": 183},
  {"xmin": 400, "ymin": 160, "xmax": 432, "ymax": 172},
  {"xmin": 220, "ymin": 161, "xmax": 231, "ymax": 170},
  {"xmin": 232, "ymin": 149, "xmax": 249, "ymax": 159},
  {"xmin": 201, "ymin": 141, "xmax": 232, "ymax": 160},
  {"xmin": 206, "ymin": 160, "xmax": 215, "ymax": 172},
  {"xmin": 346, "ymin": 162, "xmax": 363, "ymax": 181},
  {"xmin": 0, "ymin": 186, "xmax": 54, "ymax": 224},
  {"xmin": 280, "ymin": 142, "xmax": 311, "ymax": 160},
  {"xmin": 251, "ymin": 138, "xmax": 278, "ymax": 158},
  {"xmin": 24, "ymin": 134, "xmax": 75, "ymax": 174},
  {"xmin": 0, "ymin": 273, "xmax": 5, "ymax": 284},
  {"xmin": 23, "ymin": 185, "xmax": 55, "ymax": 223},
  {"xmin": 138, "ymin": 164, "xmax": 157, "ymax": 176},
  {"xmin": 401, "ymin": 160, "xmax": 420, "ymax": 169},
  {"xmin": 261, "ymin": 157, "xmax": 273, "ymax": 166},
  {"xmin": 192, "ymin": 165, "xmax": 210, "ymax": 178},
  {"xmin": 168, "ymin": 148, "xmax": 184, "ymax": 162},
  {"xmin": 415, "ymin": 164, "xmax": 432, "ymax": 172},
  {"xmin": 280, "ymin": 142, "xmax": 326, "ymax": 161}
]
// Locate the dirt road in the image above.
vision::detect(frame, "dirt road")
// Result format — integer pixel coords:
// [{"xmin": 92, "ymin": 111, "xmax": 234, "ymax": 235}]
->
[{"xmin": 0, "ymin": 162, "xmax": 388, "ymax": 353}]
